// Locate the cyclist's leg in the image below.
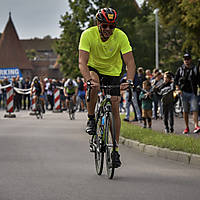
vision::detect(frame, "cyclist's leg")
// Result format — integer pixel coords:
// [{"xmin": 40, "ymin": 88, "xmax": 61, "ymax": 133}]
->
[
  {"xmin": 65, "ymin": 95, "xmax": 70, "ymax": 110},
  {"xmin": 72, "ymin": 94, "xmax": 77, "ymax": 110},
  {"xmin": 111, "ymin": 96, "xmax": 121, "ymax": 143},
  {"xmin": 87, "ymin": 71, "xmax": 99, "ymax": 115},
  {"xmin": 85, "ymin": 70, "xmax": 99, "ymax": 134},
  {"xmin": 40, "ymin": 95, "xmax": 45, "ymax": 113},
  {"xmin": 110, "ymin": 96, "xmax": 122, "ymax": 168}
]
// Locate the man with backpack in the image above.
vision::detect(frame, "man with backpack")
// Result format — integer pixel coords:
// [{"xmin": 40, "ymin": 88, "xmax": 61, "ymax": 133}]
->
[{"xmin": 175, "ymin": 53, "xmax": 200, "ymax": 134}]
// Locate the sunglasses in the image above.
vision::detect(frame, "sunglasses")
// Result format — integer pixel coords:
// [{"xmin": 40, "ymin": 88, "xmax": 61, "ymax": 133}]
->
[{"xmin": 101, "ymin": 23, "xmax": 116, "ymax": 29}]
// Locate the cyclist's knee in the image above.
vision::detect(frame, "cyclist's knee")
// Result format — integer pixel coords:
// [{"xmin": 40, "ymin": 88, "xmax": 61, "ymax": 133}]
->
[
  {"xmin": 111, "ymin": 96, "xmax": 120, "ymax": 104},
  {"xmin": 111, "ymin": 97, "xmax": 120, "ymax": 115}
]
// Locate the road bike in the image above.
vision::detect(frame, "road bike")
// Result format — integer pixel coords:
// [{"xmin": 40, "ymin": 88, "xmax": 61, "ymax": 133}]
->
[
  {"xmin": 87, "ymin": 83, "xmax": 122, "ymax": 179},
  {"xmin": 35, "ymin": 97, "xmax": 43, "ymax": 119},
  {"xmin": 68, "ymin": 95, "xmax": 75, "ymax": 120}
]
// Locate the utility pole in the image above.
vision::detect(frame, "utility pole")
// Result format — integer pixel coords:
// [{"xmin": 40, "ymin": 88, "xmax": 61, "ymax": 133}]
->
[{"xmin": 154, "ymin": 8, "xmax": 159, "ymax": 69}]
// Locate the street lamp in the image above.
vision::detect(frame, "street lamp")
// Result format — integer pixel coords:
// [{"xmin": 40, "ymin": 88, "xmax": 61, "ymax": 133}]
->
[{"xmin": 153, "ymin": 8, "xmax": 159, "ymax": 69}]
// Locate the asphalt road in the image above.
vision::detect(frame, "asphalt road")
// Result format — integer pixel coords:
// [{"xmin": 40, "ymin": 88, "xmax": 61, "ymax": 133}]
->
[{"xmin": 0, "ymin": 110, "xmax": 200, "ymax": 200}]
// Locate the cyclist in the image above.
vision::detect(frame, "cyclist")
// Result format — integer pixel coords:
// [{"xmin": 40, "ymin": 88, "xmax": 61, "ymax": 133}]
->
[
  {"xmin": 78, "ymin": 8, "xmax": 136, "ymax": 167},
  {"xmin": 30, "ymin": 76, "xmax": 45, "ymax": 113},
  {"xmin": 64, "ymin": 78, "xmax": 78, "ymax": 111}
]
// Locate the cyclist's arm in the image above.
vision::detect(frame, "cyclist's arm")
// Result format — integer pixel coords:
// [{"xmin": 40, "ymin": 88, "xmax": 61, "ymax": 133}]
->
[
  {"xmin": 122, "ymin": 51, "xmax": 136, "ymax": 82},
  {"xmin": 79, "ymin": 50, "xmax": 91, "ymax": 82},
  {"xmin": 64, "ymin": 87, "xmax": 68, "ymax": 97}
]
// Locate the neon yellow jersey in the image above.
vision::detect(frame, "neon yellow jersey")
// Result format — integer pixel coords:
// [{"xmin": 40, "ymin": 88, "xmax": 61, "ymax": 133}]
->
[{"xmin": 79, "ymin": 26, "xmax": 132, "ymax": 76}]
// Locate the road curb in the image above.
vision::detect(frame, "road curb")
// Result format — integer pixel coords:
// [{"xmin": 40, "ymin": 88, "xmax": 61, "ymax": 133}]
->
[{"xmin": 119, "ymin": 136, "xmax": 200, "ymax": 168}]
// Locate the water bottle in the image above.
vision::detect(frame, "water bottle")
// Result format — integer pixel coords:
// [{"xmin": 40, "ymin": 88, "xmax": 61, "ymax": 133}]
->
[{"xmin": 101, "ymin": 116, "xmax": 105, "ymax": 135}]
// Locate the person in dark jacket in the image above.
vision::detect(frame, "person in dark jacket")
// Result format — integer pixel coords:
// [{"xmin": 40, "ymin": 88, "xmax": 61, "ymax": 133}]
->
[
  {"xmin": 12, "ymin": 77, "xmax": 20, "ymax": 112},
  {"xmin": 22, "ymin": 77, "xmax": 31, "ymax": 110},
  {"xmin": 157, "ymin": 72, "xmax": 175, "ymax": 133},
  {"xmin": 174, "ymin": 53, "xmax": 200, "ymax": 134},
  {"xmin": 2, "ymin": 77, "xmax": 10, "ymax": 109}
]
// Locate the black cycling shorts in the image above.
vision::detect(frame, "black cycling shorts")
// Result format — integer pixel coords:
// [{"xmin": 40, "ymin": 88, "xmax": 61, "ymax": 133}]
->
[
  {"xmin": 66, "ymin": 92, "xmax": 75, "ymax": 100},
  {"xmin": 88, "ymin": 66, "xmax": 120, "ymax": 96}
]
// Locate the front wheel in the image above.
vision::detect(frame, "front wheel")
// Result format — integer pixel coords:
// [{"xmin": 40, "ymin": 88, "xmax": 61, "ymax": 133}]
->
[
  {"xmin": 36, "ymin": 102, "xmax": 43, "ymax": 119},
  {"xmin": 69, "ymin": 100, "xmax": 75, "ymax": 120},
  {"xmin": 94, "ymin": 134, "xmax": 104, "ymax": 175},
  {"xmin": 105, "ymin": 112, "xmax": 116, "ymax": 179}
]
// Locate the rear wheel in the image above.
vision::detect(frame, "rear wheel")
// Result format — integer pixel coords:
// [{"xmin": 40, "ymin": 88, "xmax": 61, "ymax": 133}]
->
[{"xmin": 105, "ymin": 113, "xmax": 116, "ymax": 179}]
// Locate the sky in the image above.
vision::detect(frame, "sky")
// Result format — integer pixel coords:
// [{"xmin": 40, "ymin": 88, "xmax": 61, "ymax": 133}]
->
[{"xmin": 0, "ymin": 0, "xmax": 144, "ymax": 39}]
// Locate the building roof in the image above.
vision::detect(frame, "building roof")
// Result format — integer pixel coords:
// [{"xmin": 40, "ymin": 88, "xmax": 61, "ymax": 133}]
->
[
  {"xmin": 0, "ymin": 13, "xmax": 33, "ymax": 70},
  {"xmin": 21, "ymin": 38, "xmax": 58, "ymax": 52}
]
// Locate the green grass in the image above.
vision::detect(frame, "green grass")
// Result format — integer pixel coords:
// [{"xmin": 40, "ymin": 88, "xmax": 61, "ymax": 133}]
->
[{"xmin": 120, "ymin": 115, "xmax": 200, "ymax": 155}]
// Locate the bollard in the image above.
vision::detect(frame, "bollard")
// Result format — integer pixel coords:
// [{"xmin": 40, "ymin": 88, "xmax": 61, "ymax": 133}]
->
[
  {"xmin": 53, "ymin": 88, "xmax": 62, "ymax": 112},
  {"xmin": 4, "ymin": 86, "xmax": 16, "ymax": 118}
]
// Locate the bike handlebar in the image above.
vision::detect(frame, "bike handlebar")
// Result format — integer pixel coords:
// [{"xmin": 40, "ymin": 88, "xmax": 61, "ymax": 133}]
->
[{"xmin": 86, "ymin": 83, "xmax": 132, "ymax": 102}]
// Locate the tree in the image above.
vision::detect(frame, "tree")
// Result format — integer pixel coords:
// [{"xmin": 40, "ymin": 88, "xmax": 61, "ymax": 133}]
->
[
  {"xmin": 148, "ymin": 0, "xmax": 200, "ymax": 57},
  {"xmin": 55, "ymin": 12, "xmax": 82, "ymax": 78},
  {"xmin": 25, "ymin": 49, "xmax": 37, "ymax": 60},
  {"xmin": 43, "ymin": 35, "xmax": 52, "ymax": 40},
  {"xmin": 55, "ymin": 0, "xmax": 95, "ymax": 78}
]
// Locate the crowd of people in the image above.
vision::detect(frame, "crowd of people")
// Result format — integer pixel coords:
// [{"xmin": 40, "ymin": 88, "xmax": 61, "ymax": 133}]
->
[
  {"xmin": 0, "ymin": 53, "xmax": 199, "ymax": 137},
  {"xmin": 0, "ymin": 76, "xmax": 87, "ymax": 113},
  {"xmin": 121, "ymin": 53, "xmax": 200, "ymax": 134}
]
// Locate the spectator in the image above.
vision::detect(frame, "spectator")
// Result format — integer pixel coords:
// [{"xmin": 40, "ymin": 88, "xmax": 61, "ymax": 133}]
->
[
  {"xmin": 17, "ymin": 76, "xmax": 24, "ymax": 109},
  {"xmin": 39, "ymin": 77, "xmax": 46, "ymax": 113},
  {"xmin": 151, "ymin": 68, "xmax": 159, "ymax": 81},
  {"xmin": 157, "ymin": 72, "xmax": 175, "ymax": 133},
  {"xmin": 0, "ymin": 80, "xmax": 2, "ymax": 109},
  {"xmin": 123, "ymin": 72, "xmax": 142, "ymax": 122},
  {"xmin": 174, "ymin": 53, "xmax": 200, "ymax": 134},
  {"xmin": 151, "ymin": 72, "xmax": 163, "ymax": 119},
  {"xmin": 43, "ymin": 78, "xmax": 49, "ymax": 110},
  {"xmin": 119, "ymin": 93, "xmax": 126, "ymax": 113},
  {"xmin": 60, "ymin": 78, "xmax": 67, "ymax": 110},
  {"xmin": 139, "ymin": 80, "xmax": 153, "ymax": 128},
  {"xmin": 137, "ymin": 67, "xmax": 146, "ymax": 112},
  {"xmin": 22, "ymin": 77, "xmax": 31, "ymax": 110},
  {"xmin": 76, "ymin": 76, "xmax": 86, "ymax": 112},
  {"xmin": 12, "ymin": 77, "xmax": 20, "ymax": 112},
  {"xmin": 145, "ymin": 69, "xmax": 153, "ymax": 80},
  {"xmin": 46, "ymin": 79, "xmax": 55, "ymax": 110}
]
